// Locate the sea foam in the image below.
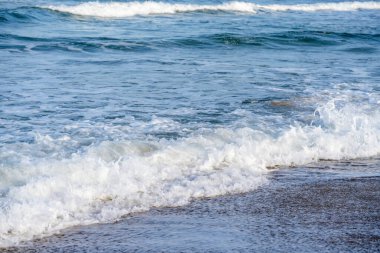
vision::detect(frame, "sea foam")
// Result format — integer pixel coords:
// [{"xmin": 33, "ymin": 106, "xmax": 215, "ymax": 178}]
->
[
  {"xmin": 42, "ymin": 1, "xmax": 380, "ymax": 18},
  {"xmin": 0, "ymin": 96, "xmax": 380, "ymax": 246}
]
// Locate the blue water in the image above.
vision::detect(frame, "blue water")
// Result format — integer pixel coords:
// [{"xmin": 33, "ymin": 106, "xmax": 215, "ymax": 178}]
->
[{"xmin": 0, "ymin": 0, "xmax": 380, "ymax": 247}]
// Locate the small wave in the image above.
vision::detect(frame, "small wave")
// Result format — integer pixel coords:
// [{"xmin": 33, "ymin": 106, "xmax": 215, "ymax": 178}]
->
[
  {"xmin": 30, "ymin": 41, "xmax": 152, "ymax": 53},
  {"xmin": 1, "ymin": 30, "xmax": 378, "ymax": 54},
  {"xmin": 193, "ymin": 31, "xmax": 380, "ymax": 48},
  {"xmin": 0, "ymin": 7, "xmax": 44, "ymax": 23},
  {"xmin": 342, "ymin": 46, "xmax": 378, "ymax": 53},
  {"xmin": 41, "ymin": 1, "xmax": 380, "ymax": 18},
  {"xmin": 0, "ymin": 33, "xmax": 50, "ymax": 42},
  {"xmin": 206, "ymin": 32, "xmax": 339, "ymax": 47},
  {"xmin": 0, "ymin": 34, "xmax": 154, "ymax": 53},
  {"xmin": 0, "ymin": 16, "xmax": 7, "ymax": 23}
]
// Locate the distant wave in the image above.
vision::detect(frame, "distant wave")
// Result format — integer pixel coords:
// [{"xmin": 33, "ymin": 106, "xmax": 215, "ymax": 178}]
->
[
  {"xmin": 2, "ymin": 31, "xmax": 379, "ymax": 54},
  {"xmin": 41, "ymin": 1, "xmax": 380, "ymax": 17}
]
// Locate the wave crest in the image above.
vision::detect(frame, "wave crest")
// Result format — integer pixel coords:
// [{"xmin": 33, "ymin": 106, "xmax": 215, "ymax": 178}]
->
[{"xmin": 41, "ymin": 1, "xmax": 380, "ymax": 18}]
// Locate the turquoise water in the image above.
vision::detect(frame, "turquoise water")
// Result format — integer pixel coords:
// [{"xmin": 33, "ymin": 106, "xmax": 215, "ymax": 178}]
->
[{"xmin": 0, "ymin": 0, "xmax": 380, "ymax": 247}]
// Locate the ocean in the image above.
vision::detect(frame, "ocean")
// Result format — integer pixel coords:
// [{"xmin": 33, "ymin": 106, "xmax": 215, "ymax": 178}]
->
[{"xmin": 0, "ymin": 0, "xmax": 379, "ymax": 250}]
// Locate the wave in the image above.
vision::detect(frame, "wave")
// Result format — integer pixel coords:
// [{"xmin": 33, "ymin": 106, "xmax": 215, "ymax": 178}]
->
[
  {"xmin": 0, "ymin": 8, "xmax": 37, "ymax": 23},
  {"xmin": 0, "ymin": 96, "xmax": 380, "ymax": 246},
  {"xmin": 2, "ymin": 30, "xmax": 379, "ymax": 54},
  {"xmin": 41, "ymin": 1, "xmax": 380, "ymax": 18}
]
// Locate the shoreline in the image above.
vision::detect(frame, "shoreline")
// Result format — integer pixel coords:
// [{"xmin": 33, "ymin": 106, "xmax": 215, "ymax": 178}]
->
[{"xmin": 3, "ymin": 161, "xmax": 380, "ymax": 252}]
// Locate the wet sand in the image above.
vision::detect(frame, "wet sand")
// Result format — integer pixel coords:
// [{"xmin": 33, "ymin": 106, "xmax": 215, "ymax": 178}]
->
[{"xmin": 3, "ymin": 161, "xmax": 380, "ymax": 252}]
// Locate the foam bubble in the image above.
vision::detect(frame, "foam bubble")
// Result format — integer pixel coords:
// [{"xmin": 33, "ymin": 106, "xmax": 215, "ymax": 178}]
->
[{"xmin": 42, "ymin": 1, "xmax": 380, "ymax": 18}]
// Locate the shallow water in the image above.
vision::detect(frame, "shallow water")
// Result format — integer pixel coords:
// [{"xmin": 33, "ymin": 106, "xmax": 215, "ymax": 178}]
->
[{"xmin": 0, "ymin": 0, "xmax": 380, "ymax": 247}]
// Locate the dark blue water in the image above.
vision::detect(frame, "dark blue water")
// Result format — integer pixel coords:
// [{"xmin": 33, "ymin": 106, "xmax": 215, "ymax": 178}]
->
[{"xmin": 0, "ymin": 0, "xmax": 380, "ymax": 247}]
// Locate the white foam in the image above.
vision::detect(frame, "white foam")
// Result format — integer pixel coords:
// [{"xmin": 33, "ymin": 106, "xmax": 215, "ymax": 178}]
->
[
  {"xmin": 0, "ymin": 96, "xmax": 380, "ymax": 246},
  {"xmin": 42, "ymin": 1, "xmax": 380, "ymax": 18},
  {"xmin": 261, "ymin": 1, "xmax": 380, "ymax": 12}
]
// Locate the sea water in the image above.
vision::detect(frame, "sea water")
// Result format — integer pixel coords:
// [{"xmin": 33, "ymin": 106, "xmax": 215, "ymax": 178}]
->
[{"xmin": 0, "ymin": 0, "xmax": 379, "ymax": 247}]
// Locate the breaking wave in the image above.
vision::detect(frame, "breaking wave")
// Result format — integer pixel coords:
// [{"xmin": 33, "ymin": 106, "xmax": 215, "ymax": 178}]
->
[
  {"xmin": 41, "ymin": 1, "xmax": 380, "ymax": 18},
  {"xmin": 0, "ymin": 96, "xmax": 380, "ymax": 246}
]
